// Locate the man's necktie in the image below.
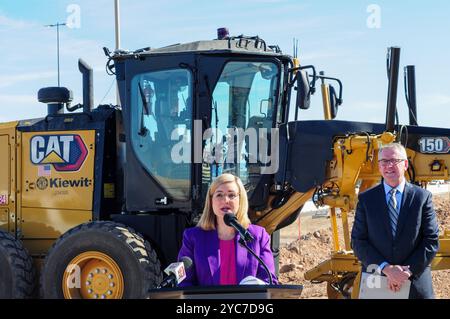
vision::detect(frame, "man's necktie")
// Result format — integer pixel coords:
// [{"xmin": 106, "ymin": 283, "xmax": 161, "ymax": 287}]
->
[{"xmin": 388, "ymin": 188, "xmax": 398, "ymax": 237}]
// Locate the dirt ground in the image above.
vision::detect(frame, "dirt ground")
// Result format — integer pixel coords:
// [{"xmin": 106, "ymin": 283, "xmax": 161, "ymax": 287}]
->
[{"xmin": 279, "ymin": 193, "xmax": 450, "ymax": 299}]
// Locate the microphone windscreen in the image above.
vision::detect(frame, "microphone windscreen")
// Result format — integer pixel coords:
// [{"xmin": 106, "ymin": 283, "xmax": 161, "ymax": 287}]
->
[
  {"xmin": 181, "ymin": 256, "xmax": 193, "ymax": 269},
  {"xmin": 223, "ymin": 213, "xmax": 235, "ymax": 226}
]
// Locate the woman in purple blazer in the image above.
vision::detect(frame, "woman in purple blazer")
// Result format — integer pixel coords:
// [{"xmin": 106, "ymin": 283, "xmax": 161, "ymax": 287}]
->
[{"xmin": 177, "ymin": 173, "xmax": 278, "ymax": 286}]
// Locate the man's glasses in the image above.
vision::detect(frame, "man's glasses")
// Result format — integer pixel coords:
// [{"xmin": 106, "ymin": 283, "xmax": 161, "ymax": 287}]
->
[
  {"xmin": 378, "ymin": 158, "xmax": 406, "ymax": 166},
  {"xmin": 213, "ymin": 193, "xmax": 240, "ymax": 201}
]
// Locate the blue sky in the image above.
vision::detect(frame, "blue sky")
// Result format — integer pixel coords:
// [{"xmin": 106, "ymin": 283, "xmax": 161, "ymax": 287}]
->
[{"xmin": 1, "ymin": 0, "xmax": 449, "ymax": 128}]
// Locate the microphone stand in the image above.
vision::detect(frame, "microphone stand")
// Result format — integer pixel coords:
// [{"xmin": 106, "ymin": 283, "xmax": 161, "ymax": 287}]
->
[{"xmin": 238, "ymin": 238, "xmax": 273, "ymax": 285}]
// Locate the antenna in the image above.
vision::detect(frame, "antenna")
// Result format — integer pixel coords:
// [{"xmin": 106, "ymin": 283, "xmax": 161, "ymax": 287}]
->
[
  {"xmin": 293, "ymin": 38, "xmax": 299, "ymax": 58},
  {"xmin": 114, "ymin": 0, "xmax": 121, "ymax": 51},
  {"xmin": 45, "ymin": 22, "xmax": 67, "ymax": 87},
  {"xmin": 114, "ymin": 0, "xmax": 121, "ymax": 106},
  {"xmin": 292, "ymin": 38, "xmax": 300, "ymax": 68}
]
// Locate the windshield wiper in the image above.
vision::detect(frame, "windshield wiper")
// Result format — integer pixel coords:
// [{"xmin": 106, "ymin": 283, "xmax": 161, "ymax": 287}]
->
[{"xmin": 138, "ymin": 82, "xmax": 149, "ymax": 136}]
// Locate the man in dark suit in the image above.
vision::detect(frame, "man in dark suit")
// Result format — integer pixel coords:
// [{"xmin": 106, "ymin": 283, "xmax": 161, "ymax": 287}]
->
[{"xmin": 351, "ymin": 143, "xmax": 439, "ymax": 299}]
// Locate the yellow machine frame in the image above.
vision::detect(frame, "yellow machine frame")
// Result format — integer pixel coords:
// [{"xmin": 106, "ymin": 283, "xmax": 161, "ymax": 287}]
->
[
  {"xmin": 0, "ymin": 126, "xmax": 96, "ymax": 256},
  {"xmin": 253, "ymin": 79, "xmax": 450, "ymax": 298}
]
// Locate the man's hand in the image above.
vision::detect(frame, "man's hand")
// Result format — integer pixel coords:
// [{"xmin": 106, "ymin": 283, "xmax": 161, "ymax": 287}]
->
[
  {"xmin": 382, "ymin": 264, "xmax": 411, "ymax": 292},
  {"xmin": 401, "ymin": 265, "xmax": 413, "ymax": 277}
]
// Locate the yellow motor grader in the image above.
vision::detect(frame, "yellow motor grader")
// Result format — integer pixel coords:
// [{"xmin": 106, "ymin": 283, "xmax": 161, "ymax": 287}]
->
[{"xmin": 0, "ymin": 29, "xmax": 449, "ymax": 298}]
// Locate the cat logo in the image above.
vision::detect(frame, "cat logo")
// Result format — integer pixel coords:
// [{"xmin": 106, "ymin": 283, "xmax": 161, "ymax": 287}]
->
[{"xmin": 30, "ymin": 134, "xmax": 88, "ymax": 172}]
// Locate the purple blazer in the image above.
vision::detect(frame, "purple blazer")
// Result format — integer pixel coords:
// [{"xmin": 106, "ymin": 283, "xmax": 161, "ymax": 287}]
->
[{"xmin": 177, "ymin": 224, "xmax": 278, "ymax": 286}]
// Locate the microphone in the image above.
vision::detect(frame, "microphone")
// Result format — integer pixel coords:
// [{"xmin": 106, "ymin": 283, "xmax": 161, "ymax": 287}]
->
[
  {"xmin": 223, "ymin": 212, "xmax": 254, "ymax": 242},
  {"xmin": 157, "ymin": 256, "xmax": 193, "ymax": 288},
  {"xmin": 223, "ymin": 212, "xmax": 273, "ymax": 285}
]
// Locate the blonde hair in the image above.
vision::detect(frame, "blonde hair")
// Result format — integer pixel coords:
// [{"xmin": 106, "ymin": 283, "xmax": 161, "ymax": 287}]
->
[
  {"xmin": 197, "ymin": 173, "xmax": 251, "ymax": 231},
  {"xmin": 379, "ymin": 143, "xmax": 408, "ymax": 160}
]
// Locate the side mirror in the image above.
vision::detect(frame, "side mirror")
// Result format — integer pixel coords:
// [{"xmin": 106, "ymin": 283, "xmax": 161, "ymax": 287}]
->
[
  {"xmin": 296, "ymin": 70, "xmax": 311, "ymax": 110},
  {"xmin": 329, "ymin": 85, "xmax": 338, "ymax": 119}
]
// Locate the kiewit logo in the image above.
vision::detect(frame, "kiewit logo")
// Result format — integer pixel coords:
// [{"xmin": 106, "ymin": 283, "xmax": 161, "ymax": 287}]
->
[
  {"xmin": 36, "ymin": 177, "xmax": 49, "ymax": 190},
  {"xmin": 30, "ymin": 135, "xmax": 88, "ymax": 171},
  {"xmin": 35, "ymin": 177, "xmax": 92, "ymax": 190}
]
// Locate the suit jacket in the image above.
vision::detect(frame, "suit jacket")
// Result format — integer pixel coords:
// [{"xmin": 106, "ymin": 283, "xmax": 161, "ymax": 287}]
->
[
  {"xmin": 177, "ymin": 224, "xmax": 278, "ymax": 286},
  {"xmin": 351, "ymin": 182, "xmax": 440, "ymax": 299}
]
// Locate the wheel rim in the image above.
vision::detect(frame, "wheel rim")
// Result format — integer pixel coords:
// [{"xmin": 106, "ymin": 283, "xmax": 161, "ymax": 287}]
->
[{"xmin": 63, "ymin": 251, "xmax": 124, "ymax": 299}]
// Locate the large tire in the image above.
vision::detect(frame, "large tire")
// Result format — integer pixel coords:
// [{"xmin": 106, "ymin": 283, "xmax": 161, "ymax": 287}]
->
[
  {"xmin": 0, "ymin": 230, "xmax": 36, "ymax": 298},
  {"xmin": 40, "ymin": 221, "xmax": 163, "ymax": 299}
]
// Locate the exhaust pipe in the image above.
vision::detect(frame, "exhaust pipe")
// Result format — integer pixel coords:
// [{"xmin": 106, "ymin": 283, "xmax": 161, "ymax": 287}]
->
[
  {"xmin": 404, "ymin": 65, "xmax": 418, "ymax": 126},
  {"xmin": 78, "ymin": 59, "xmax": 93, "ymax": 113},
  {"xmin": 47, "ymin": 101, "xmax": 65, "ymax": 116},
  {"xmin": 385, "ymin": 47, "xmax": 401, "ymax": 132}
]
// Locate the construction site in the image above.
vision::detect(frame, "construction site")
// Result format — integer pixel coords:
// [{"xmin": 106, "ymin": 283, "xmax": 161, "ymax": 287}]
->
[
  {"xmin": 1, "ymin": 1, "xmax": 449, "ymax": 300},
  {"xmin": 279, "ymin": 189, "xmax": 450, "ymax": 298}
]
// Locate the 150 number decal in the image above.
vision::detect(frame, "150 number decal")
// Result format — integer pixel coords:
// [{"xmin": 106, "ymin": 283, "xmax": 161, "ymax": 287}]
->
[{"xmin": 418, "ymin": 137, "xmax": 450, "ymax": 154}]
